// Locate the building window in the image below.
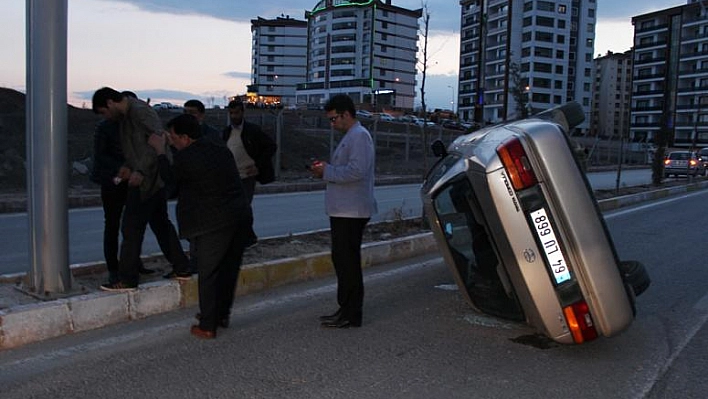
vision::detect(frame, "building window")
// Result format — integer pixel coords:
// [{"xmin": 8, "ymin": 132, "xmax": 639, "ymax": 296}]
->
[
  {"xmin": 558, "ymin": 4, "xmax": 567, "ymax": 14},
  {"xmin": 558, "ymin": 20, "xmax": 566, "ymax": 29},
  {"xmin": 557, "ymin": 34, "xmax": 565, "ymax": 44},
  {"xmin": 537, "ymin": 16, "xmax": 555, "ymax": 27}
]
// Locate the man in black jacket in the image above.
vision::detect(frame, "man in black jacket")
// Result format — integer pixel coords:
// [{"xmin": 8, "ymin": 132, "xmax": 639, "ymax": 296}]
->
[
  {"xmin": 222, "ymin": 99, "xmax": 277, "ymax": 246},
  {"xmin": 222, "ymin": 99, "xmax": 277, "ymax": 201},
  {"xmin": 149, "ymin": 114, "xmax": 253, "ymax": 339}
]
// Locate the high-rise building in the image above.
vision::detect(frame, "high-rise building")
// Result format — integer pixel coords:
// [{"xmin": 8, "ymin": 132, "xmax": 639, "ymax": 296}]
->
[
  {"xmin": 591, "ymin": 50, "xmax": 632, "ymax": 139},
  {"xmin": 249, "ymin": 16, "xmax": 308, "ymax": 107},
  {"xmin": 457, "ymin": 0, "xmax": 596, "ymax": 132},
  {"xmin": 296, "ymin": 0, "xmax": 422, "ymax": 110},
  {"xmin": 630, "ymin": 1, "xmax": 708, "ymax": 147}
]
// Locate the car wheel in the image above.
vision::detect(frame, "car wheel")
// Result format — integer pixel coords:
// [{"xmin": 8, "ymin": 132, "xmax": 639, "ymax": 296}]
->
[{"xmin": 619, "ymin": 260, "xmax": 650, "ymax": 297}]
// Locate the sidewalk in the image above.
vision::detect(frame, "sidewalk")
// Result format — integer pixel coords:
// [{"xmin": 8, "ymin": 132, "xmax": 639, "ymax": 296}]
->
[{"xmin": 1, "ymin": 179, "xmax": 707, "ymax": 351}]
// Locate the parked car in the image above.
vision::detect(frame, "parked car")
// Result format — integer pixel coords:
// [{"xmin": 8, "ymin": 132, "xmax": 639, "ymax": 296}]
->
[
  {"xmin": 420, "ymin": 102, "xmax": 649, "ymax": 345},
  {"xmin": 663, "ymin": 151, "xmax": 705, "ymax": 177},
  {"xmin": 373, "ymin": 112, "xmax": 395, "ymax": 122},
  {"xmin": 356, "ymin": 109, "xmax": 372, "ymax": 119}
]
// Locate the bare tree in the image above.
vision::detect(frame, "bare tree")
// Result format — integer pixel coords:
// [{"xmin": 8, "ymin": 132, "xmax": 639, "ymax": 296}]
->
[
  {"xmin": 508, "ymin": 62, "xmax": 529, "ymax": 119},
  {"xmin": 417, "ymin": 2, "xmax": 431, "ymax": 174}
]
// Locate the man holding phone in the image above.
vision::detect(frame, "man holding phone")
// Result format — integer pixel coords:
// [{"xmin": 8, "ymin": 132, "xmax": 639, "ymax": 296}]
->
[{"xmin": 309, "ymin": 94, "xmax": 377, "ymax": 328}]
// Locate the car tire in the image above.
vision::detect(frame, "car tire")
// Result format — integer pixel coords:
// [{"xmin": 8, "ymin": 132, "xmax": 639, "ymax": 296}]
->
[{"xmin": 619, "ymin": 260, "xmax": 650, "ymax": 297}]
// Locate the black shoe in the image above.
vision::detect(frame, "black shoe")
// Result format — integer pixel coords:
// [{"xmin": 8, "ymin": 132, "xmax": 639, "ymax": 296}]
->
[
  {"xmin": 100, "ymin": 281, "xmax": 137, "ymax": 292},
  {"xmin": 163, "ymin": 270, "xmax": 192, "ymax": 281},
  {"xmin": 321, "ymin": 316, "xmax": 361, "ymax": 329},
  {"xmin": 195, "ymin": 313, "xmax": 230, "ymax": 328},
  {"xmin": 139, "ymin": 266, "xmax": 156, "ymax": 275},
  {"xmin": 318, "ymin": 309, "xmax": 342, "ymax": 322}
]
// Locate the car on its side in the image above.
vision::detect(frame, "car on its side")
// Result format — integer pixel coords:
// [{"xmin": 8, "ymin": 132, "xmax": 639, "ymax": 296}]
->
[
  {"xmin": 663, "ymin": 151, "xmax": 705, "ymax": 177},
  {"xmin": 420, "ymin": 102, "xmax": 649, "ymax": 345}
]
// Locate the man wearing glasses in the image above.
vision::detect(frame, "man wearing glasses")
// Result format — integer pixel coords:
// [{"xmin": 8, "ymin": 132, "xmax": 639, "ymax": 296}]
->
[{"xmin": 309, "ymin": 94, "xmax": 377, "ymax": 328}]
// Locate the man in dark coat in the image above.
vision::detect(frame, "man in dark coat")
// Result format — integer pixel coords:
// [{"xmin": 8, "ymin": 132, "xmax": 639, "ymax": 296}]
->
[
  {"xmin": 149, "ymin": 114, "xmax": 253, "ymax": 339},
  {"xmin": 222, "ymin": 99, "xmax": 277, "ymax": 200},
  {"xmin": 222, "ymin": 98, "xmax": 277, "ymax": 247}
]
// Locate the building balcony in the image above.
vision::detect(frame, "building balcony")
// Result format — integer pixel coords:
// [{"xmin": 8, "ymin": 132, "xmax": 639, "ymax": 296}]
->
[
  {"xmin": 634, "ymin": 23, "xmax": 669, "ymax": 34},
  {"xmin": 635, "ymin": 40, "xmax": 667, "ymax": 49},
  {"xmin": 634, "ymin": 56, "xmax": 667, "ymax": 65}
]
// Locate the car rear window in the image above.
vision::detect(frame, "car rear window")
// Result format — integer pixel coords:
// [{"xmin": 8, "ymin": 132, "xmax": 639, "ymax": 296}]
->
[{"xmin": 669, "ymin": 152, "xmax": 690, "ymax": 160}]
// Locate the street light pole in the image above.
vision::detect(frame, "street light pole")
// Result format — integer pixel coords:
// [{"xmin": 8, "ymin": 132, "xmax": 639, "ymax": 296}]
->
[{"xmin": 447, "ymin": 85, "xmax": 455, "ymax": 118}]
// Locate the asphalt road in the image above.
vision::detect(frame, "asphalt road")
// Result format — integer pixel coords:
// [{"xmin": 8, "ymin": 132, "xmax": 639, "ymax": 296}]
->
[
  {"xmin": 0, "ymin": 188, "xmax": 706, "ymax": 398},
  {"xmin": 0, "ymin": 169, "xmax": 652, "ymax": 275}
]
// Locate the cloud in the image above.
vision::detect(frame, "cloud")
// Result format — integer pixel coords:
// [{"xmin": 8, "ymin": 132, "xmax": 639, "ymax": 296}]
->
[{"xmin": 223, "ymin": 71, "xmax": 252, "ymax": 80}]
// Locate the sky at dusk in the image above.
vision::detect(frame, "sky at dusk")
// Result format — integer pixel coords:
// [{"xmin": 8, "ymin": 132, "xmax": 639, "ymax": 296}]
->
[{"xmin": 0, "ymin": 0, "xmax": 686, "ymax": 110}]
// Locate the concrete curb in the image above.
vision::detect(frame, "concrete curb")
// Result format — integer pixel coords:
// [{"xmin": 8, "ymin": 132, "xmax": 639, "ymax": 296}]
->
[
  {"xmin": 2, "ymin": 181, "xmax": 707, "ymax": 350},
  {"xmin": 0, "ymin": 233, "xmax": 436, "ymax": 350}
]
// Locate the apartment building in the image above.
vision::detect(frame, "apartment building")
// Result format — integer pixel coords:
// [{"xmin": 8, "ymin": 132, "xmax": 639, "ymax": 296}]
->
[
  {"xmin": 457, "ymin": 0, "xmax": 596, "ymax": 132},
  {"xmin": 630, "ymin": 1, "xmax": 708, "ymax": 147},
  {"xmin": 249, "ymin": 16, "xmax": 308, "ymax": 107},
  {"xmin": 591, "ymin": 50, "xmax": 632, "ymax": 138},
  {"xmin": 296, "ymin": 0, "xmax": 422, "ymax": 110}
]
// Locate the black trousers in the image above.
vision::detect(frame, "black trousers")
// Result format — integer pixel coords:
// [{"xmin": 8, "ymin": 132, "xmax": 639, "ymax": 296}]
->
[
  {"xmin": 100, "ymin": 182, "xmax": 128, "ymax": 274},
  {"xmin": 329, "ymin": 216, "xmax": 370, "ymax": 321},
  {"xmin": 119, "ymin": 187, "xmax": 189, "ymax": 285},
  {"xmin": 194, "ymin": 224, "xmax": 247, "ymax": 331}
]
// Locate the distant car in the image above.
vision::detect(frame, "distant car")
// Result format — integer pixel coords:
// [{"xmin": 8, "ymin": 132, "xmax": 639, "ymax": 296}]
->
[
  {"xmin": 663, "ymin": 151, "xmax": 705, "ymax": 177},
  {"xmin": 356, "ymin": 109, "xmax": 372, "ymax": 119},
  {"xmin": 421, "ymin": 102, "xmax": 649, "ymax": 345},
  {"xmin": 373, "ymin": 112, "xmax": 395, "ymax": 122},
  {"xmin": 697, "ymin": 148, "xmax": 708, "ymax": 169}
]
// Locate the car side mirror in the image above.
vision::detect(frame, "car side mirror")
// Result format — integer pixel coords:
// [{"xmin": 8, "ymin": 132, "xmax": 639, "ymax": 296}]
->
[{"xmin": 431, "ymin": 140, "xmax": 447, "ymax": 158}]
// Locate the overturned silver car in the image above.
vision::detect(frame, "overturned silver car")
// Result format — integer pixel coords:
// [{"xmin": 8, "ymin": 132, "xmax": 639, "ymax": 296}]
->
[{"xmin": 421, "ymin": 102, "xmax": 649, "ymax": 345}]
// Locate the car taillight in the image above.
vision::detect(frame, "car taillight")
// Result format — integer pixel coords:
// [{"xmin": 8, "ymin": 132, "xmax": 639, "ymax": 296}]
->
[
  {"xmin": 690, "ymin": 159, "xmax": 698, "ymax": 166},
  {"xmin": 496, "ymin": 137, "xmax": 538, "ymax": 190},
  {"xmin": 664, "ymin": 159, "xmax": 670, "ymax": 165},
  {"xmin": 563, "ymin": 301, "xmax": 598, "ymax": 344}
]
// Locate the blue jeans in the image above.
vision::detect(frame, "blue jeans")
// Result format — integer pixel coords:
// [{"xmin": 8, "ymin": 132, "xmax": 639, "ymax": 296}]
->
[{"xmin": 118, "ymin": 187, "xmax": 189, "ymax": 285}]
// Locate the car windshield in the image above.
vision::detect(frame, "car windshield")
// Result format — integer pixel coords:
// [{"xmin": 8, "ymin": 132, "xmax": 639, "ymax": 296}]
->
[{"xmin": 432, "ymin": 176, "xmax": 524, "ymax": 321}]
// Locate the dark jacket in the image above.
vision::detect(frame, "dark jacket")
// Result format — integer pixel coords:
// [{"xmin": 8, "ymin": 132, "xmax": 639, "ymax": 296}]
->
[
  {"xmin": 156, "ymin": 136, "xmax": 252, "ymax": 240},
  {"xmin": 221, "ymin": 121, "xmax": 277, "ymax": 184},
  {"xmin": 91, "ymin": 119, "xmax": 124, "ymax": 186}
]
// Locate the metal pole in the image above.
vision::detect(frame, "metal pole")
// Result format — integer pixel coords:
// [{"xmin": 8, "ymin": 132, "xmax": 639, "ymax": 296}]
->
[{"xmin": 26, "ymin": 0, "xmax": 71, "ymax": 294}]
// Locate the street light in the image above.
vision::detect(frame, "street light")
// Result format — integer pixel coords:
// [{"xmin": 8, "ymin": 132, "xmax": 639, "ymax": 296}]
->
[{"xmin": 447, "ymin": 85, "xmax": 456, "ymax": 117}]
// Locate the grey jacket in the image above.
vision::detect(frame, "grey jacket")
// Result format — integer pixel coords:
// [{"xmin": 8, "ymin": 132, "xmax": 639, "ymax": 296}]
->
[{"xmin": 322, "ymin": 121, "xmax": 377, "ymax": 218}]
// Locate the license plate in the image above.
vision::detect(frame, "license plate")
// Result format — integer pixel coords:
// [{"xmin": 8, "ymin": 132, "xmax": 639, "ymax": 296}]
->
[{"xmin": 530, "ymin": 208, "xmax": 571, "ymax": 285}]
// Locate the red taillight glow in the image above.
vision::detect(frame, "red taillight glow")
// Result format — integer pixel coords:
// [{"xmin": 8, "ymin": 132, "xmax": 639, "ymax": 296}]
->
[
  {"xmin": 562, "ymin": 301, "xmax": 598, "ymax": 344},
  {"xmin": 690, "ymin": 159, "xmax": 698, "ymax": 166},
  {"xmin": 496, "ymin": 137, "xmax": 538, "ymax": 190},
  {"xmin": 663, "ymin": 159, "xmax": 670, "ymax": 165}
]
